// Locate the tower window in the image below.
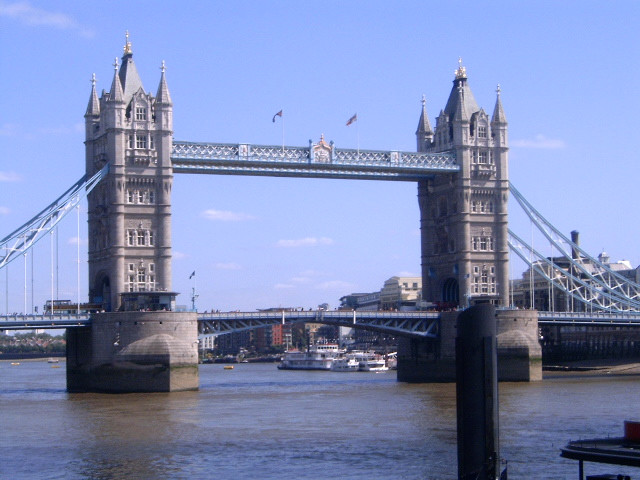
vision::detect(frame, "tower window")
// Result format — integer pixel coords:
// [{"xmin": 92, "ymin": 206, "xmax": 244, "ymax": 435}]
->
[
  {"xmin": 478, "ymin": 151, "xmax": 487, "ymax": 164},
  {"xmin": 128, "ymin": 135, "xmax": 134, "ymax": 149},
  {"xmin": 135, "ymin": 107, "xmax": 147, "ymax": 121},
  {"xmin": 478, "ymin": 126, "xmax": 487, "ymax": 138},
  {"xmin": 136, "ymin": 135, "xmax": 147, "ymax": 149}
]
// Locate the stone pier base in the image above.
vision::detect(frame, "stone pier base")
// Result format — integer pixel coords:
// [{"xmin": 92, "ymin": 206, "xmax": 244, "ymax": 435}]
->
[
  {"xmin": 397, "ymin": 309, "xmax": 541, "ymax": 382},
  {"xmin": 67, "ymin": 311, "xmax": 199, "ymax": 393}
]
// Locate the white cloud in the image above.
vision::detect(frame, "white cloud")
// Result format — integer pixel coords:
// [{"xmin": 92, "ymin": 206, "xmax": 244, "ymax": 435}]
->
[
  {"xmin": 316, "ymin": 280, "xmax": 354, "ymax": 290},
  {"xmin": 510, "ymin": 134, "xmax": 565, "ymax": 149},
  {"xmin": 201, "ymin": 209, "xmax": 255, "ymax": 221},
  {"xmin": 173, "ymin": 251, "xmax": 187, "ymax": 260},
  {"xmin": 215, "ymin": 262, "xmax": 242, "ymax": 270},
  {"xmin": 0, "ymin": 123, "xmax": 19, "ymax": 137},
  {"xmin": 39, "ymin": 123, "xmax": 84, "ymax": 135},
  {"xmin": 67, "ymin": 236, "xmax": 87, "ymax": 246},
  {"xmin": 396, "ymin": 271, "xmax": 419, "ymax": 277},
  {"xmin": 0, "ymin": 171, "xmax": 21, "ymax": 182},
  {"xmin": 0, "ymin": 206, "xmax": 10, "ymax": 215},
  {"xmin": 274, "ymin": 283, "xmax": 294, "ymax": 289},
  {"xmin": 0, "ymin": 1, "xmax": 95, "ymax": 37},
  {"xmin": 276, "ymin": 237, "xmax": 334, "ymax": 248},
  {"xmin": 291, "ymin": 276, "xmax": 312, "ymax": 284}
]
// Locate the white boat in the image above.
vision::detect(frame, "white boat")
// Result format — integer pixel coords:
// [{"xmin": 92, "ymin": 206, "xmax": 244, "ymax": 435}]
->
[
  {"xmin": 47, "ymin": 358, "xmax": 60, "ymax": 364},
  {"xmin": 330, "ymin": 356, "xmax": 360, "ymax": 372},
  {"xmin": 278, "ymin": 344, "xmax": 343, "ymax": 371},
  {"xmin": 349, "ymin": 351, "xmax": 389, "ymax": 372},
  {"xmin": 386, "ymin": 352, "xmax": 398, "ymax": 370}
]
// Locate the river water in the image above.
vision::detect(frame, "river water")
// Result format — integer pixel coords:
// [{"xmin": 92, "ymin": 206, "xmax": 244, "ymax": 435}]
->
[{"xmin": 1, "ymin": 361, "xmax": 638, "ymax": 479}]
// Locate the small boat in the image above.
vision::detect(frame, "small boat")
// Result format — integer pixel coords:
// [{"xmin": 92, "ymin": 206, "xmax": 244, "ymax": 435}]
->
[
  {"xmin": 47, "ymin": 358, "xmax": 60, "ymax": 364},
  {"xmin": 10, "ymin": 362, "xmax": 20, "ymax": 366},
  {"xmin": 223, "ymin": 365, "xmax": 234, "ymax": 370}
]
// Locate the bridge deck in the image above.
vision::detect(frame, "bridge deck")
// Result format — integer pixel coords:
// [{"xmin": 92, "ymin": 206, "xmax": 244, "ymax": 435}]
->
[
  {"xmin": 2, "ymin": 310, "xmax": 640, "ymax": 332},
  {"xmin": 171, "ymin": 141, "xmax": 458, "ymax": 181}
]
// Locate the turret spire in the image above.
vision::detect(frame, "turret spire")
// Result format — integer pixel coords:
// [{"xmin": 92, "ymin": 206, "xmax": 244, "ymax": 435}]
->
[
  {"xmin": 491, "ymin": 84, "xmax": 507, "ymax": 124},
  {"xmin": 156, "ymin": 60, "xmax": 172, "ymax": 105},
  {"xmin": 85, "ymin": 73, "xmax": 100, "ymax": 116},
  {"xmin": 110, "ymin": 57, "xmax": 124, "ymax": 102},
  {"xmin": 118, "ymin": 31, "xmax": 144, "ymax": 101},
  {"xmin": 416, "ymin": 94, "xmax": 433, "ymax": 135}
]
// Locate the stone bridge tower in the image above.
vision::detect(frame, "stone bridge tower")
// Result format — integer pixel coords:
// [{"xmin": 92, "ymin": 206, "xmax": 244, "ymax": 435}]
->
[
  {"xmin": 416, "ymin": 61, "xmax": 509, "ymax": 307},
  {"xmin": 84, "ymin": 35, "xmax": 174, "ymax": 312},
  {"xmin": 70, "ymin": 38, "xmax": 197, "ymax": 393}
]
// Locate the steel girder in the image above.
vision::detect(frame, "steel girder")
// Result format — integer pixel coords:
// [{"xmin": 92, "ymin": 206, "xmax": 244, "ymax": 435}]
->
[
  {"xmin": 0, "ymin": 164, "xmax": 108, "ymax": 270},
  {"xmin": 538, "ymin": 310, "xmax": 640, "ymax": 326},
  {"xmin": 0, "ymin": 313, "xmax": 91, "ymax": 330},
  {"xmin": 197, "ymin": 310, "xmax": 440, "ymax": 339},
  {"xmin": 509, "ymin": 182, "xmax": 640, "ymax": 312},
  {"xmin": 171, "ymin": 141, "xmax": 458, "ymax": 181}
]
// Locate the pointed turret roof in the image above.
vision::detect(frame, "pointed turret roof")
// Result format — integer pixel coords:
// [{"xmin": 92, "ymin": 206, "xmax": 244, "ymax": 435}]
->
[
  {"xmin": 85, "ymin": 73, "xmax": 100, "ymax": 116},
  {"xmin": 491, "ymin": 84, "xmax": 507, "ymax": 124},
  {"xmin": 118, "ymin": 32, "xmax": 144, "ymax": 102},
  {"xmin": 155, "ymin": 61, "xmax": 172, "ymax": 105},
  {"xmin": 443, "ymin": 59, "xmax": 479, "ymax": 119},
  {"xmin": 110, "ymin": 57, "xmax": 124, "ymax": 103},
  {"xmin": 416, "ymin": 95, "xmax": 433, "ymax": 135}
]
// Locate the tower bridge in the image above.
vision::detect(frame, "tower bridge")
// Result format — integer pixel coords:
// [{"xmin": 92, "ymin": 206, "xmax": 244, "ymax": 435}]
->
[{"xmin": 2, "ymin": 40, "xmax": 639, "ymax": 392}]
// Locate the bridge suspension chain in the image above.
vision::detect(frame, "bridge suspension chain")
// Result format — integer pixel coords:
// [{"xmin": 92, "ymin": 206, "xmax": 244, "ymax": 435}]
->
[
  {"xmin": 0, "ymin": 164, "xmax": 108, "ymax": 270},
  {"xmin": 508, "ymin": 230, "xmax": 640, "ymax": 312},
  {"xmin": 509, "ymin": 182, "xmax": 640, "ymax": 311}
]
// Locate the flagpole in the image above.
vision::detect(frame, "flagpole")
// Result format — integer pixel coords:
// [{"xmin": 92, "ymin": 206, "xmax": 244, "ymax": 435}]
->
[
  {"xmin": 281, "ymin": 112, "xmax": 285, "ymax": 153},
  {"xmin": 356, "ymin": 117, "xmax": 360, "ymax": 158}
]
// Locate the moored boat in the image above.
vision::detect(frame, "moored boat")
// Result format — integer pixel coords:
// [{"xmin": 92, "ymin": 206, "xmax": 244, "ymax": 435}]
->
[
  {"xmin": 349, "ymin": 351, "xmax": 390, "ymax": 372},
  {"xmin": 330, "ymin": 356, "xmax": 360, "ymax": 372},
  {"xmin": 278, "ymin": 344, "xmax": 343, "ymax": 370}
]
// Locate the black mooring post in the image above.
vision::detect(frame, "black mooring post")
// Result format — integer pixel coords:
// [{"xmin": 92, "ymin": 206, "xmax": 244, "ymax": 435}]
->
[{"xmin": 456, "ymin": 304, "xmax": 501, "ymax": 480}]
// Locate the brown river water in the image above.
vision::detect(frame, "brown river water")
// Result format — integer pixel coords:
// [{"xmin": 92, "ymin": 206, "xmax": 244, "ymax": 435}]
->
[{"xmin": 1, "ymin": 360, "xmax": 639, "ymax": 479}]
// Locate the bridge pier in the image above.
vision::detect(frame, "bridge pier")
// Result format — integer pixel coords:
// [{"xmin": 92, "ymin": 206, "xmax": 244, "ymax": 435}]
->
[
  {"xmin": 67, "ymin": 311, "xmax": 199, "ymax": 393},
  {"xmin": 397, "ymin": 309, "xmax": 541, "ymax": 382}
]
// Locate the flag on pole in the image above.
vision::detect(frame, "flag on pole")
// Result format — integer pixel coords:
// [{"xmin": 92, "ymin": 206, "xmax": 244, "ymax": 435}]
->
[
  {"xmin": 272, "ymin": 110, "xmax": 283, "ymax": 123},
  {"xmin": 189, "ymin": 271, "xmax": 195, "ymax": 279},
  {"xmin": 346, "ymin": 113, "xmax": 357, "ymax": 126}
]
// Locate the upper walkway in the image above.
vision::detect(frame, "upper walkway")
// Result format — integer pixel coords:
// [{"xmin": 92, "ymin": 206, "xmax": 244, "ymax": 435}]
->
[{"xmin": 171, "ymin": 140, "xmax": 458, "ymax": 181}]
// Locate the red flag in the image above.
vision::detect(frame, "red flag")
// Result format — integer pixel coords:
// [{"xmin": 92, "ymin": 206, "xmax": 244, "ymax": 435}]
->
[
  {"xmin": 272, "ymin": 110, "xmax": 283, "ymax": 122},
  {"xmin": 346, "ymin": 113, "xmax": 357, "ymax": 126}
]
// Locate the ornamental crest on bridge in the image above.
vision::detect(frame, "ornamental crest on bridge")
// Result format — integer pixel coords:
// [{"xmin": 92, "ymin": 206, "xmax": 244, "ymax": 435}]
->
[{"xmin": 311, "ymin": 134, "xmax": 333, "ymax": 163}]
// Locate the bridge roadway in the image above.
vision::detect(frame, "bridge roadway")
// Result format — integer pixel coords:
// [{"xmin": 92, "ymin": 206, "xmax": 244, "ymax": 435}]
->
[{"xmin": 2, "ymin": 310, "xmax": 640, "ymax": 333}]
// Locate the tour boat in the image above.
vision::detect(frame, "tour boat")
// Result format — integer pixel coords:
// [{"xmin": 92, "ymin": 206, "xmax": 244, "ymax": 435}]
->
[
  {"xmin": 278, "ymin": 344, "xmax": 343, "ymax": 370},
  {"xmin": 349, "ymin": 351, "xmax": 390, "ymax": 372},
  {"xmin": 330, "ymin": 356, "xmax": 360, "ymax": 372}
]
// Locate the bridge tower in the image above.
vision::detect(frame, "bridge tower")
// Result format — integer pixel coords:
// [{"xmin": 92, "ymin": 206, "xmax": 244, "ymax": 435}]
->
[
  {"xmin": 69, "ymin": 36, "xmax": 197, "ymax": 393},
  {"xmin": 84, "ymin": 35, "xmax": 174, "ymax": 312},
  {"xmin": 416, "ymin": 61, "xmax": 509, "ymax": 308}
]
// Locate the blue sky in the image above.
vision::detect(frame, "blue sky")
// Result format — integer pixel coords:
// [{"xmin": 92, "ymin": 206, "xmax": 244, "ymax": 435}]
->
[{"xmin": 1, "ymin": 1, "xmax": 639, "ymax": 313}]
